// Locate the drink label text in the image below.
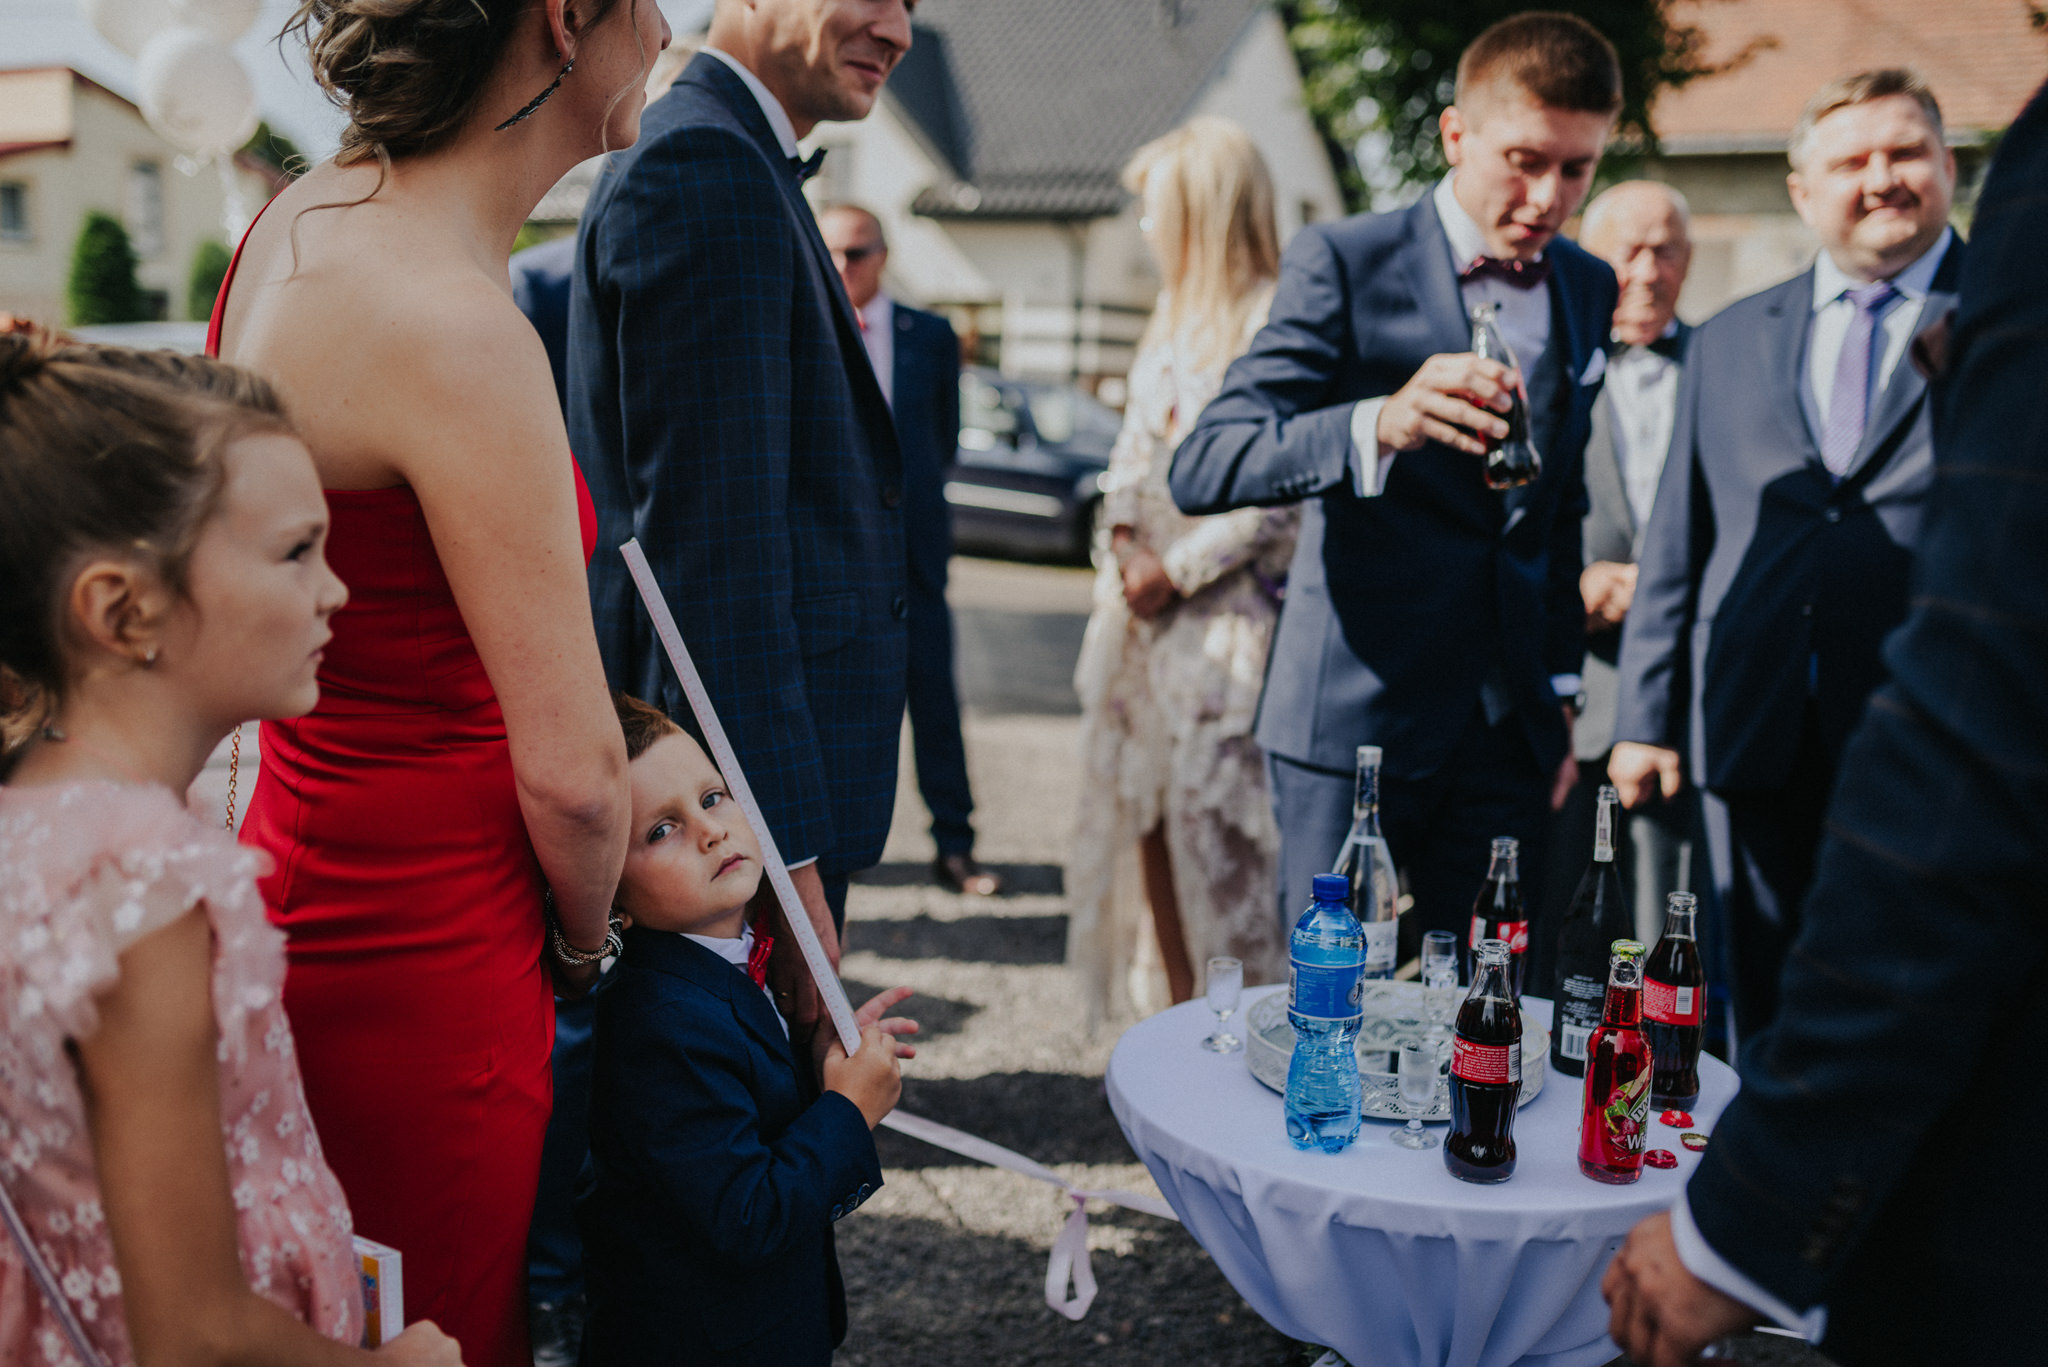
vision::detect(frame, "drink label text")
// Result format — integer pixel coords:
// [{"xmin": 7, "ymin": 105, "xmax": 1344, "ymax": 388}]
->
[
  {"xmin": 1644, "ymin": 978, "xmax": 1701, "ymax": 1025},
  {"xmin": 1452, "ymin": 1037, "xmax": 1521, "ymax": 1086}
]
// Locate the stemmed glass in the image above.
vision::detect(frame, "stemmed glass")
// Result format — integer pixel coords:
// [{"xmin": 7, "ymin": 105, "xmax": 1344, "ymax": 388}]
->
[
  {"xmin": 1201, "ymin": 956, "xmax": 1243, "ymax": 1053},
  {"xmin": 1389, "ymin": 1040, "xmax": 1439, "ymax": 1149},
  {"xmin": 1422, "ymin": 930, "xmax": 1460, "ymax": 1046}
]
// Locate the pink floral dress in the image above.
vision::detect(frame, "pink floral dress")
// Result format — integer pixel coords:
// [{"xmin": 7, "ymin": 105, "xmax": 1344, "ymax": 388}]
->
[{"xmin": 0, "ymin": 782, "xmax": 362, "ymax": 1364}]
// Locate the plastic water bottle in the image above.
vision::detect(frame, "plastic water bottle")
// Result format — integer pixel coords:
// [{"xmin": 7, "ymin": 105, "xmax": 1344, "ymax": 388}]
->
[{"xmin": 1285, "ymin": 872, "xmax": 1365, "ymax": 1153}]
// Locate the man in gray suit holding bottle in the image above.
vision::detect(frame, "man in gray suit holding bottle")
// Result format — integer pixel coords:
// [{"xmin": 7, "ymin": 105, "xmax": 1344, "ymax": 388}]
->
[{"xmin": 1540, "ymin": 181, "xmax": 1698, "ymax": 967}]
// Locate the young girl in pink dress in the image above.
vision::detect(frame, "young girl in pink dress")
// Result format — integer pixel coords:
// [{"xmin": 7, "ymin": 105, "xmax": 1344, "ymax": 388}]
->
[{"xmin": 0, "ymin": 333, "xmax": 459, "ymax": 1367}]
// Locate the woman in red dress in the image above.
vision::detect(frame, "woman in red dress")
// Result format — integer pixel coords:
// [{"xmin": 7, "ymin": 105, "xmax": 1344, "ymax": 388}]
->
[{"xmin": 210, "ymin": 1, "xmax": 669, "ymax": 1362}]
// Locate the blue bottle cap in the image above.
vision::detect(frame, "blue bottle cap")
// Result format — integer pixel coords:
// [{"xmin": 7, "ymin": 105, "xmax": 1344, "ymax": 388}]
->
[{"xmin": 1311, "ymin": 873, "xmax": 1348, "ymax": 902}]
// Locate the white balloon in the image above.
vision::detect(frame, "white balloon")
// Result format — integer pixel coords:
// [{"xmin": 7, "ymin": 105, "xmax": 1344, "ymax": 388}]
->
[
  {"xmin": 137, "ymin": 27, "xmax": 261, "ymax": 157},
  {"xmin": 78, "ymin": 0, "xmax": 164, "ymax": 58},
  {"xmin": 170, "ymin": 0, "xmax": 265, "ymax": 44}
]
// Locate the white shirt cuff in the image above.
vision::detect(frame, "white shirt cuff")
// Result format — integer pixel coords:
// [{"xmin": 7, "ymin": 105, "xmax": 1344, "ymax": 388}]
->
[
  {"xmin": 1551, "ymin": 674, "xmax": 1583, "ymax": 702},
  {"xmin": 1348, "ymin": 400, "xmax": 1398, "ymax": 497},
  {"xmin": 1670, "ymin": 1193, "xmax": 1828, "ymax": 1342},
  {"xmin": 786, "ymin": 856, "xmax": 819, "ymax": 871}
]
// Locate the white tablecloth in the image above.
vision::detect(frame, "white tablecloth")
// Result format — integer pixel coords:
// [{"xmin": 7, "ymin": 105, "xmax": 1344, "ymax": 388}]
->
[{"xmin": 1107, "ymin": 988, "xmax": 1738, "ymax": 1367}]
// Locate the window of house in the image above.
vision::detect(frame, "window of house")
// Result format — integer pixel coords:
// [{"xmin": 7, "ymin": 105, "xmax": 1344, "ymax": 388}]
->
[
  {"xmin": 127, "ymin": 161, "xmax": 165, "ymax": 259},
  {"xmin": 0, "ymin": 182, "xmax": 29, "ymax": 241}
]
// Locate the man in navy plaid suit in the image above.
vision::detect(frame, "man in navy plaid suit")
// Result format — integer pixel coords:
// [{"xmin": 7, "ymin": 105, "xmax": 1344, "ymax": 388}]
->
[{"xmin": 568, "ymin": 0, "xmax": 916, "ymax": 962}]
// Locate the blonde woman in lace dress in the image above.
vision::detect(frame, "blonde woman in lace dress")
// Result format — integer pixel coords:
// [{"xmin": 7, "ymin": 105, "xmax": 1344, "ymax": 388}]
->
[
  {"xmin": 0, "ymin": 337, "xmax": 455, "ymax": 1366},
  {"xmin": 1067, "ymin": 119, "xmax": 1299, "ymax": 1023}
]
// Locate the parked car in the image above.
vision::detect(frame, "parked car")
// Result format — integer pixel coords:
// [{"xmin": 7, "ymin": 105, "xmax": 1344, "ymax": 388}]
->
[{"xmin": 943, "ymin": 368, "xmax": 1122, "ymax": 564}]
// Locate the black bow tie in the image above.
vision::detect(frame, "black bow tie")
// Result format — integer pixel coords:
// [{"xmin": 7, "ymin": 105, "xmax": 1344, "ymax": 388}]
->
[
  {"xmin": 1609, "ymin": 331, "xmax": 1684, "ymax": 361},
  {"xmin": 1461, "ymin": 255, "xmax": 1551, "ymax": 291},
  {"xmin": 790, "ymin": 147, "xmax": 826, "ymax": 183}
]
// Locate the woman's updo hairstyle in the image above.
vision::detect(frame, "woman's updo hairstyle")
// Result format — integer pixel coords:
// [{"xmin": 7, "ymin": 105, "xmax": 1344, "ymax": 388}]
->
[
  {"xmin": 290, "ymin": 0, "xmax": 623, "ymax": 164},
  {"xmin": 0, "ymin": 330, "xmax": 291, "ymax": 751}
]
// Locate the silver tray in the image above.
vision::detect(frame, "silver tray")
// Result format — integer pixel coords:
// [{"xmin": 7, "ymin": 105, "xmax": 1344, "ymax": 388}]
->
[{"xmin": 1244, "ymin": 981, "xmax": 1547, "ymax": 1121}]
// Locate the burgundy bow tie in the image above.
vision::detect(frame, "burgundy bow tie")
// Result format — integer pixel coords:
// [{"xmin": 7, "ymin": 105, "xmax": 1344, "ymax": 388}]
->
[
  {"xmin": 747, "ymin": 918, "xmax": 775, "ymax": 988},
  {"xmin": 1461, "ymin": 255, "xmax": 1551, "ymax": 291}
]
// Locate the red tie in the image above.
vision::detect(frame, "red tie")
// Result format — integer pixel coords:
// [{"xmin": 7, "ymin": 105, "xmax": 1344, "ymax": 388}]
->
[{"xmin": 746, "ymin": 917, "xmax": 775, "ymax": 988}]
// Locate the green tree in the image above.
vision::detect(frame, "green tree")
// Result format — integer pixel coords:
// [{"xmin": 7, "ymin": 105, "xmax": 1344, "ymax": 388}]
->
[
  {"xmin": 1280, "ymin": 0, "xmax": 1774, "ymax": 210},
  {"xmin": 67, "ymin": 210, "xmax": 145, "ymax": 326},
  {"xmin": 187, "ymin": 239, "xmax": 233, "ymax": 322},
  {"xmin": 240, "ymin": 120, "xmax": 308, "ymax": 180}
]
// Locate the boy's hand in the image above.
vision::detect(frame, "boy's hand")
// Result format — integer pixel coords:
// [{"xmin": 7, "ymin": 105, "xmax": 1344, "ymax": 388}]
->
[
  {"xmin": 824, "ymin": 1023, "xmax": 906, "ymax": 1129},
  {"xmin": 814, "ymin": 986, "xmax": 920, "ymax": 1077}
]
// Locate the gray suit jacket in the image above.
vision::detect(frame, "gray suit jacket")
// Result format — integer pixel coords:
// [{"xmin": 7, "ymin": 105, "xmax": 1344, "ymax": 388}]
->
[{"xmin": 1577, "ymin": 327, "xmax": 1691, "ymax": 760}]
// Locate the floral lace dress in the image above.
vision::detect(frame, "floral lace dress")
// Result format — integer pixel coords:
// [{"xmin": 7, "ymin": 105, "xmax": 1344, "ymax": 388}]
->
[
  {"xmin": 1066, "ymin": 298, "xmax": 1300, "ymax": 1025},
  {"xmin": 0, "ymin": 782, "xmax": 362, "ymax": 1364}
]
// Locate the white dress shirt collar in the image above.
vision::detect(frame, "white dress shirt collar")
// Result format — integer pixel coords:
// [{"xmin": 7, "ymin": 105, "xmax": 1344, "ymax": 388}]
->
[
  {"xmin": 681, "ymin": 922, "xmax": 787, "ymax": 1036},
  {"xmin": 1810, "ymin": 226, "xmax": 1953, "ymax": 312},
  {"xmin": 702, "ymin": 46, "xmax": 801, "ymax": 159}
]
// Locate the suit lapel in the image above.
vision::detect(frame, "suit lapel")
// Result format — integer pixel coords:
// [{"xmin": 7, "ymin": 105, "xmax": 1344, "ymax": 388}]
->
[
  {"xmin": 691, "ymin": 56, "xmax": 899, "ymax": 464},
  {"xmin": 1406, "ymin": 196, "xmax": 1473, "ymax": 356},
  {"xmin": 1764, "ymin": 272, "xmax": 1823, "ymax": 462},
  {"xmin": 625, "ymin": 927, "xmax": 800, "ymax": 1072}
]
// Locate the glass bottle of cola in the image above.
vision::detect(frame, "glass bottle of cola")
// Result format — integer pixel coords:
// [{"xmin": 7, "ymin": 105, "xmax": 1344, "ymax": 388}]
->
[
  {"xmin": 1578, "ymin": 939, "xmax": 1652, "ymax": 1185},
  {"xmin": 1468, "ymin": 837, "xmax": 1528, "ymax": 1003},
  {"xmin": 1469, "ymin": 303, "xmax": 1541, "ymax": 490},
  {"xmin": 1549, "ymin": 786, "xmax": 1633, "ymax": 1078},
  {"xmin": 1445, "ymin": 938, "xmax": 1521, "ymax": 1184},
  {"xmin": 1331, "ymin": 744, "xmax": 1399, "ymax": 983},
  {"xmin": 1644, "ymin": 891, "xmax": 1707, "ymax": 1109}
]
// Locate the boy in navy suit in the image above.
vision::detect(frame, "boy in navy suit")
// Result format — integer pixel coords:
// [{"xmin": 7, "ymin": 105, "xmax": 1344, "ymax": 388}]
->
[{"xmin": 581, "ymin": 695, "xmax": 915, "ymax": 1366}]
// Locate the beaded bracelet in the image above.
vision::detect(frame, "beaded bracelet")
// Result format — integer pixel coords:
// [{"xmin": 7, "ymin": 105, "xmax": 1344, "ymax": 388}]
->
[{"xmin": 544, "ymin": 889, "xmax": 624, "ymax": 967}]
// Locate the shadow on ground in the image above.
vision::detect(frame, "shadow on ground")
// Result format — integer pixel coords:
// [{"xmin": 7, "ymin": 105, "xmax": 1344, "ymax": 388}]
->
[
  {"xmin": 851, "ymin": 860, "xmax": 1066, "ymax": 896},
  {"xmin": 836, "ymin": 1211, "xmax": 1296, "ymax": 1367},
  {"xmin": 874, "ymin": 1072, "xmax": 1134, "ymax": 1169},
  {"xmin": 840, "ymin": 978, "xmax": 980, "ymax": 1041},
  {"xmin": 845, "ymin": 912, "xmax": 1068, "ymax": 964}
]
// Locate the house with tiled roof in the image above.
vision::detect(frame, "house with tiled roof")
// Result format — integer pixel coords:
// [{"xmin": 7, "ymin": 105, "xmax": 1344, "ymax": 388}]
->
[
  {"xmin": 1641, "ymin": 0, "xmax": 2046, "ymax": 318},
  {"xmin": 796, "ymin": 0, "xmax": 1341, "ymax": 388}
]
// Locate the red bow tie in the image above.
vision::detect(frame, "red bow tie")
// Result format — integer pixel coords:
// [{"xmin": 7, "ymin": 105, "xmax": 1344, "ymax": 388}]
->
[
  {"xmin": 1461, "ymin": 255, "xmax": 1551, "ymax": 291},
  {"xmin": 746, "ymin": 918, "xmax": 775, "ymax": 988}
]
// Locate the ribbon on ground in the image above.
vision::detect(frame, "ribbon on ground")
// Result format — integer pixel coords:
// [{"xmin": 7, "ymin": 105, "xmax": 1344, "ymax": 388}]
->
[
  {"xmin": 623, "ymin": 541, "xmax": 1182, "ymax": 1320},
  {"xmin": 878, "ymin": 1110, "xmax": 1180, "ymax": 1320}
]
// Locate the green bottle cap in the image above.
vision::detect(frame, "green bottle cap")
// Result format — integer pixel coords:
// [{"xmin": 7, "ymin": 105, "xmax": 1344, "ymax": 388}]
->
[{"xmin": 1610, "ymin": 939, "xmax": 1646, "ymax": 959}]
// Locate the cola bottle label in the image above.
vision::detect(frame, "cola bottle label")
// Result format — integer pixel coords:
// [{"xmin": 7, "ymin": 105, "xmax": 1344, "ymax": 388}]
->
[
  {"xmin": 1452, "ymin": 1037, "xmax": 1521, "ymax": 1086},
  {"xmin": 1471, "ymin": 916, "xmax": 1530, "ymax": 954},
  {"xmin": 1290, "ymin": 957, "xmax": 1365, "ymax": 1020},
  {"xmin": 1643, "ymin": 977, "xmax": 1702, "ymax": 1026}
]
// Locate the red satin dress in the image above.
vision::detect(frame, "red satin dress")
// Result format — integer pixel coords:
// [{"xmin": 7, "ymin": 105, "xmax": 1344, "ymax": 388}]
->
[{"xmin": 209, "ymin": 218, "xmax": 597, "ymax": 1367}]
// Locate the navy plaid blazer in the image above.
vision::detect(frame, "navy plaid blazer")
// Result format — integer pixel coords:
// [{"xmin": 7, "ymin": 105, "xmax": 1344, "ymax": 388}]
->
[{"xmin": 567, "ymin": 54, "xmax": 907, "ymax": 878}]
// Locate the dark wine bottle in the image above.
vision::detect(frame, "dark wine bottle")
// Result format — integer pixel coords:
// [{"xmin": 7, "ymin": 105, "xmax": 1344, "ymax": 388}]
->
[{"xmin": 1549, "ymin": 786, "xmax": 1633, "ymax": 1079}]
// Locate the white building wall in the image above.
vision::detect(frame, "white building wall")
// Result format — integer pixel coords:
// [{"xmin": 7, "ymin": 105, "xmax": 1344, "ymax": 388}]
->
[{"xmin": 0, "ymin": 77, "xmax": 270, "ymax": 325}]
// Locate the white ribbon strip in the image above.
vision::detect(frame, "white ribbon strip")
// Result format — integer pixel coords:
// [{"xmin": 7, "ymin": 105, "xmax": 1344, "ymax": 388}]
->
[
  {"xmin": 878, "ymin": 1110, "xmax": 1179, "ymax": 1320},
  {"xmin": 623, "ymin": 541, "xmax": 1181, "ymax": 1320}
]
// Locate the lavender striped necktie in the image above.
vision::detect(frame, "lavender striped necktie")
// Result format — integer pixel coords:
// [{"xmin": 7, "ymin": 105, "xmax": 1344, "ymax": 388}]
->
[{"xmin": 1820, "ymin": 280, "xmax": 1899, "ymax": 478}]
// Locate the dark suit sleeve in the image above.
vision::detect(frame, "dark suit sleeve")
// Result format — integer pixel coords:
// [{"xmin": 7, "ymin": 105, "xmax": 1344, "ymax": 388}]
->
[
  {"xmin": 1683, "ymin": 126, "xmax": 2048, "ymax": 1305},
  {"xmin": 1169, "ymin": 226, "xmax": 1362, "ymax": 514},
  {"xmin": 933, "ymin": 320, "xmax": 960, "ymax": 465},
  {"xmin": 593, "ymin": 125, "xmax": 834, "ymax": 864},
  {"xmin": 616, "ymin": 994, "xmax": 883, "ymax": 1270},
  {"xmin": 1547, "ymin": 437, "xmax": 1591, "ymax": 681},
  {"xmin": 1611, "ymin": 352, "xmax": 1711, "ymax": 749}
]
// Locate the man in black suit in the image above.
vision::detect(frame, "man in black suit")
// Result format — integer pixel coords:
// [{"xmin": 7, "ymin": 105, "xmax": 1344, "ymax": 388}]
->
[
  {"xmin": 1540, "ymin": 180, "xmax": 1698, "ymax": 975},
  {"xmin": 1611, "ymin": 69, "xmax": 1963, "ymax": 1042},
  {"xmin": 568, "ymin": 0, "xmax": 916, "ymax": 959},
  {"xmin": 817, "ymin": 203, "xmax": 1000, "ymax": 897},
  {"xmin": 1603, "ymin": 76, "xmax": 2048, "ymax": 1367},
  {"xmin": 1171, "ymin": 13, "xmax": 1621, "ymax": 955}
]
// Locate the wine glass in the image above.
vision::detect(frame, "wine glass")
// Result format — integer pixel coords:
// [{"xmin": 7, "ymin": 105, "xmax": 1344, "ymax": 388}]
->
[
  {"xmin": 1389, "ymin": 1041, "xmax": 1439, "ymax": 1149},
  {"xmin": 1201, "ymin": 956, "xmax": 1243, "ymax": 1053}
]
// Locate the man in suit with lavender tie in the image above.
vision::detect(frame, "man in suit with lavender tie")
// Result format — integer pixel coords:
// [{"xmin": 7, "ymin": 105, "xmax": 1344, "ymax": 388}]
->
[{"xmin": 1611, "ymin": 69, "xmax": 1963, "ymax": 1044}]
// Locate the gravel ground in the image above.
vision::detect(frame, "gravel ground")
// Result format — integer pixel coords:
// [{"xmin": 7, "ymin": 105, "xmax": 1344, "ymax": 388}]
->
[{"xmin": 829, "ymin": 559, "xmax": 1839, "ymax": 1367}]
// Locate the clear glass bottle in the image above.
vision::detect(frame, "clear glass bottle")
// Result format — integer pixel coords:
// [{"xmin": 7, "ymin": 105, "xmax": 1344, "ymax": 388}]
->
[
  {"xmin": 1469, "ymin": 836, "xmax": 1528, "ymax": 1003},
  {"xmin": 1445, "ymin": 939, "xmax": 1521, "ymax": 1183},
  {"xmin": 1644, "ymin": 891, "xmax": 1706, "ymax": 1109},
  {"xmin": 1578, "ymin": 939, "xmax": 1652, "ymax": 1184},
  {"xmin": 1332, "ymin": 744, "xmax": 1399, "ymax": 981},
  {"xmin": 1469, "ymin": 303, "xmax": 1541, "ymax": 489}
]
